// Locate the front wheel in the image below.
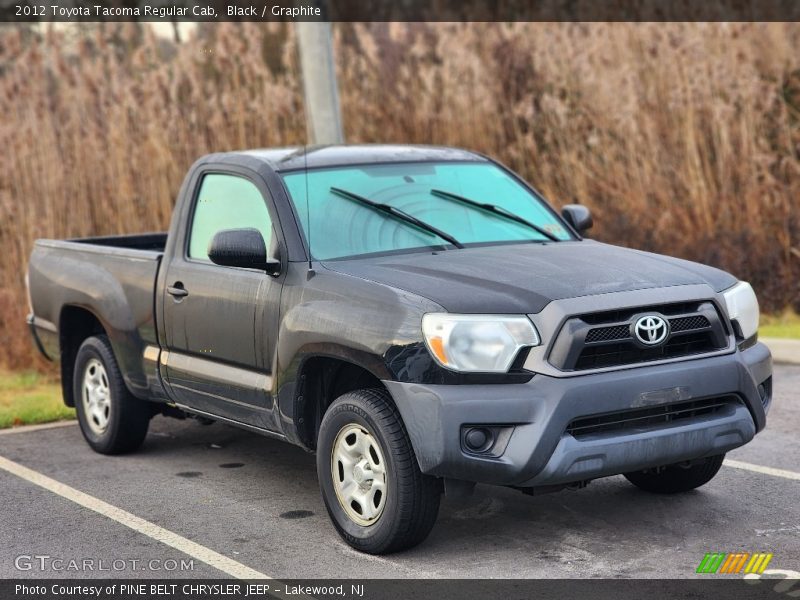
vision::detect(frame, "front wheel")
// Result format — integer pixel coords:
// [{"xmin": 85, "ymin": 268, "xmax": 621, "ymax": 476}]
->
[
  {"xmin": 73, "ymin": 335, "xmax": 151, "ymax": 455},
  {"xmin": 317, "ymin": 389, "xmax": 441, "ymax": 554},
  {"xmin": 624, "ymin": 454, "xmax": 725, "ymax": 494}
]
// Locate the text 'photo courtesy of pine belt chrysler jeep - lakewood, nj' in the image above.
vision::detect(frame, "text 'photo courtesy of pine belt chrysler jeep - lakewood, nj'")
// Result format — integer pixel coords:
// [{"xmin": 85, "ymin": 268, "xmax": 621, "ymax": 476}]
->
[{"xmin": 26, "ymin": 145, "xmax": 772, "ymax": 554}]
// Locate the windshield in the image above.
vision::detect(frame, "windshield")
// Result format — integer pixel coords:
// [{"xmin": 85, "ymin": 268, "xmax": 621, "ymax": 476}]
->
[{"xmin": 282, "ymin": 161, "xmax": 572, "ymax": 260}]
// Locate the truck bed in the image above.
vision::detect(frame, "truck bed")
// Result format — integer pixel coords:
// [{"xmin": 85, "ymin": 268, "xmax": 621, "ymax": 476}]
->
[
  {"xmin": 70, "ymin": 232, "xmax": 167, "ymax": 253},
  {"xmin": 27, "ymin": 234, "xmax": 166, "ymax": 401}
]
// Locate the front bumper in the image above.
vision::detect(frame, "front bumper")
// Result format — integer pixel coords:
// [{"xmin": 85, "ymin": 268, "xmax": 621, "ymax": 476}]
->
[{"xmin": 384, "ymin": 342, "xmax": 772, "ymax": 487}]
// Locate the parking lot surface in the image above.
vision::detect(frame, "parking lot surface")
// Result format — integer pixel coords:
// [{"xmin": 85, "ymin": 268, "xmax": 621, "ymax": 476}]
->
[{"xmin": 1, "ymin": 365, "xmax": 798, "ymax": 579}]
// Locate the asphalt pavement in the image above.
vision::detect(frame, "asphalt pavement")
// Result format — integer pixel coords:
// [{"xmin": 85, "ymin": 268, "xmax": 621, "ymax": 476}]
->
[{"xmin": 1, "ymin": 366, "xmax": 798, "ymax": 580}]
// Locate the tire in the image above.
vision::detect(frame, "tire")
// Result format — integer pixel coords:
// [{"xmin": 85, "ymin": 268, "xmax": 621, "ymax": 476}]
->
[
  {"xmin": 624, "ymin": 454, "xmax": 725, "ymax": 494},
  {"xmin": 317, "ymin": 388, "xmax": 441, "ymax": 554},
  {"xmin": 73, "ymin": 335, "xmax": 151, "ymax": 455}
]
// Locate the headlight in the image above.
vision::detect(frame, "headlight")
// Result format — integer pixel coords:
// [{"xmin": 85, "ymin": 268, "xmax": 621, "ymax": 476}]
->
[
  {"xmin": 421, "ymin": 314, "xmax": 540, "ymax": 373},
  {"xmin": 723, "ymin": 281, "xmax": 759, "ymax": 340}
]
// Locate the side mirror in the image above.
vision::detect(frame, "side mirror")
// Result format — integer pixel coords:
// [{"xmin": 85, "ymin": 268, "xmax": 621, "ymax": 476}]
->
[
  {"xmin": 208, "ymin": 228, "xmax": 281, "ymax": 276},
  {"xmin": 561, "ymin": 204, "xmax": 593, "ymax": 236}
]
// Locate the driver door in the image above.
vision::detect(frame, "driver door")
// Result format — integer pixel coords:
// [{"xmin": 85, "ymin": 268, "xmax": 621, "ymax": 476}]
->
[{"xmin": 161, "ymin": 171, "xmax": 282, "ymax": 430}]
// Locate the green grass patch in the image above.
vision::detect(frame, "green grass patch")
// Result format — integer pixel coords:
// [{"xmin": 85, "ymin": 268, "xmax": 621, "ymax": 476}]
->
[
  {"xmin": 760, "ymin": 310, "xmax": 800, "ymax": 340},
  {"xmin": 0, "ymin": 370, "xmax": 73, "ymax": 429}
]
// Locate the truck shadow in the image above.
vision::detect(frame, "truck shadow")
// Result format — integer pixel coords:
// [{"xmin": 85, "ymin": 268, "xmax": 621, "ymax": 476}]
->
[{"xmin": 140, "ymin": 415, "xmax": 747, "ymax": 575}]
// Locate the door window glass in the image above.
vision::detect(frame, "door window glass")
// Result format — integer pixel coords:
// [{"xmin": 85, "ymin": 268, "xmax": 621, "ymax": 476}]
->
[{"xmin": 189, "ymin": 174, "xmax": 273, "ymax": 261}]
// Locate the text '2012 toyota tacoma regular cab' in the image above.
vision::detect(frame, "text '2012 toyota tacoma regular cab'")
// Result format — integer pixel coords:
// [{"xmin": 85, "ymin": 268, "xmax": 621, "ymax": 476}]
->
[{"xmin": 27, "ymin": 145, "xmax": 772, "ymax": 554}]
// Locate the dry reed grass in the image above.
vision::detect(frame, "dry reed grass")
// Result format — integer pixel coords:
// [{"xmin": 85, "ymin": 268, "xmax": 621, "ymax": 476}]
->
[{"xmin": 0, "ymin": 22, "xmax": 798, "ymax": 370}]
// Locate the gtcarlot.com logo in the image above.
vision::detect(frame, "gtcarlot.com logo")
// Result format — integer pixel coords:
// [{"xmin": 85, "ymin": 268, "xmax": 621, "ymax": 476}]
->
[
  {"xmin": 697, "ymin": 552, "xmax": 774, "ymax": 574},
  {"xmin": 15, "ymin": 555, "xmax": 195, "ymax": 572}
]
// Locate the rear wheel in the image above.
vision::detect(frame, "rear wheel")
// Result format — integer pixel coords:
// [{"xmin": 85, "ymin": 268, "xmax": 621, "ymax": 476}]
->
[
  {"xmin": 624, "ymin": 454, "xmax": 725, "ymax": 494},
  {"xmin": 317, "ymin": 388, "xmax": 441, "ymax": 554},
  {"xmin": 73, "ymin": 335, "xmax": 151, "ymax": 455}
]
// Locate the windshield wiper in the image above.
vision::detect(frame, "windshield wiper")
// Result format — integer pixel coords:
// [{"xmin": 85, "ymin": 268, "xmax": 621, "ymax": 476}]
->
[
  {"xmin": 430, "ymin": 189, "xmax": 560, "ymax": 242},
  {"xmin": 330, "ymin": 187, "xmax": 464, "ymax": 249}
]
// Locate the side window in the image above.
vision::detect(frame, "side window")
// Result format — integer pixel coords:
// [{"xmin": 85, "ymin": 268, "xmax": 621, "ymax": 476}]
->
[{"xmin": 189, "ymin": 174, "xmax": 273, "ymax": 261}]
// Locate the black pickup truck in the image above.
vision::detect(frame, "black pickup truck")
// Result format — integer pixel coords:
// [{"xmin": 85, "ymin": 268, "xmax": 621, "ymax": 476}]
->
[{"xmin": 27, "ymin": 145, "xmax": 772, "ymax": 554}]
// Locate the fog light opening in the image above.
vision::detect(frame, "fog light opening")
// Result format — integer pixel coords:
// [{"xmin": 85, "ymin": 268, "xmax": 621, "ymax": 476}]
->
[
  {"xmin": 464, "ymin": 427, "xmax": 494, "ymax": 453},
  {"xmin": 758, "ymin": 376, "xmax": 772, "ymax": 409}
]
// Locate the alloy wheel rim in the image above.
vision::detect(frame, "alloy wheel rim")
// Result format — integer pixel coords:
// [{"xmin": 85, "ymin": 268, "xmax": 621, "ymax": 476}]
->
[
  {"xmin": 82, "ymin": 358, "xmax": 111, "ymax": 435},
  {"xmin": 331, "ymin": 424, "xmax": 388, "ymax": 526}
]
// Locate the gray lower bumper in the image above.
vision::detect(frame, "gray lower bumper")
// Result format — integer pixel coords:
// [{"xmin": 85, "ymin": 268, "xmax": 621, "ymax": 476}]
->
[
  {"xmin": 522, "ymin": 404, "xmax": 753, "ymax": 486},
  {"xmin": 384, "ymin": 342, "xmax": 772, "ymax": 487}
]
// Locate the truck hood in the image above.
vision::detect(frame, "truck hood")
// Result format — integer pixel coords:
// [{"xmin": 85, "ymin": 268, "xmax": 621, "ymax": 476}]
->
[{"xmin": 321, "ymin": 240, "xmax": 738, "ymax": 313}]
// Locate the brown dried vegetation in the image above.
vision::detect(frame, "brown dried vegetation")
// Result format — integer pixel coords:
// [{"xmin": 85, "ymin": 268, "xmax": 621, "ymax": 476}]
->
[{"xmin": 0, "ymin": 22, "xmax": 798, "ymax": 370}]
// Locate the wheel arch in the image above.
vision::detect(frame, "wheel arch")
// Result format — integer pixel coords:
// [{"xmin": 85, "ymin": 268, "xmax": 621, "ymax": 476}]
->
[
  {"xmin": 290, "ymin": 353, "xmax": 393, "ymax": 451},
  {"xmin": 58, "ymin": 305, "xmax": 107, "ymax": 407}
]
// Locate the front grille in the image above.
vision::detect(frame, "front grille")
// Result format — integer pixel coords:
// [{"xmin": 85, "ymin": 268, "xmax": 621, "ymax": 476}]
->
[
  {"xmin": 585, "ymin": 315, "xmax": 711, "ymax": 345},
  {"xmin": 565, "ymin": 396, "xmax": 739, "ymax": 438},
  {"xmin": 671, "ymin": 315, "xmax": 711, "ymax": 332},
  {"xmin": 580, "ymin": 301, "xmax": 701, "ymax": 325},
  {"xmin": 548, "ymin": 301, "xmax": 729, "ymax": 372},
  {"xmin": 575, "ymin": 331, "xmax": 718, "ymax": 370},
  {"xmin": 585, "ymin": 325, "xmax": 629, "ymax": 343}
]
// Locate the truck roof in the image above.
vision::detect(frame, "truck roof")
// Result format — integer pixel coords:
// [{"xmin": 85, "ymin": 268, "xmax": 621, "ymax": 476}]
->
[{"xmin": 229, "ymin": 144, "xmax": 487, "ymax": 172}]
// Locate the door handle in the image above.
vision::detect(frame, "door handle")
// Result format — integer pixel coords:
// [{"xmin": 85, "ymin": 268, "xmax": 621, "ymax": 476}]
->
[{"xmin": 167, "ymin": 283, "xmax": 189, "ymax": 298}]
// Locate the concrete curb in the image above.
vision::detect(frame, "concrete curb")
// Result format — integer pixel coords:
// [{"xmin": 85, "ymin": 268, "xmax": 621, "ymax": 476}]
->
[
  {"xmin": 0, "ymin": 420, "xmax": 76, "ymax": 435},
  {"xmin": 761, "ymin": 337, "xmax": 800, "ymax": 365}
]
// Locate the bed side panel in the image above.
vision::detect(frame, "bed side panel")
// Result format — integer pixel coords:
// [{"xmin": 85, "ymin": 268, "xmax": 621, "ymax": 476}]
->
[{"xmin": 28, "ymin": 240, "xmax": 164, "ymax": 400}]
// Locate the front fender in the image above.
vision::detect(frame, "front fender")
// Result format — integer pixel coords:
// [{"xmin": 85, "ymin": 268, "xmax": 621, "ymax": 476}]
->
[{"xmin": 273, "ymin": 263, "xmax": 442, "ymax": 443}]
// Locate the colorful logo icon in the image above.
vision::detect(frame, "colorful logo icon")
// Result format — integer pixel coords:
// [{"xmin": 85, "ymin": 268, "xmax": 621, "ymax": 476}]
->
[{"xmin": 697, "ymin": 552, "xmax": 773, "ymax": 574}]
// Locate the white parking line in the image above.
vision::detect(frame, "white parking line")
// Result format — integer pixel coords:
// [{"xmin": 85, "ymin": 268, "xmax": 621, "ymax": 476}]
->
[
  {"xmin": 0, "ymin": 454, "xmax": 269, "ymax": 580},
  {"xmin": 0, "ymin": 420, "xmax": 77, "ymax": 435},
  {"xmin": 724, "ymin": 459, "xmax": 800, "ymax": 481}
]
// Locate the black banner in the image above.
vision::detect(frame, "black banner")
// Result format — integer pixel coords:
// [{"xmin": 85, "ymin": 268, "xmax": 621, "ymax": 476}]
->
[
  {"xmin": 4, "ymin": 578, "xmax": 800, "ymax": 600},
  {"xmin": 2, "ymin": 0, "xmax": 800, "ymax": 23}
]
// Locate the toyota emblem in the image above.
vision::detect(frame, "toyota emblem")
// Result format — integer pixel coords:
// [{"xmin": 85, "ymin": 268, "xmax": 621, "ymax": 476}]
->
[{"xmin": 633, "ymin": 315, "xmax": 670, "ymax": 346}]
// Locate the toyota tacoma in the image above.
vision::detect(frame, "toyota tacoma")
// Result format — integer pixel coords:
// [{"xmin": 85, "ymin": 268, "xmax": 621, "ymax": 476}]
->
[{"xmin": 26, "ymin": 145, "xmax": 772, "ymax": 554}]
